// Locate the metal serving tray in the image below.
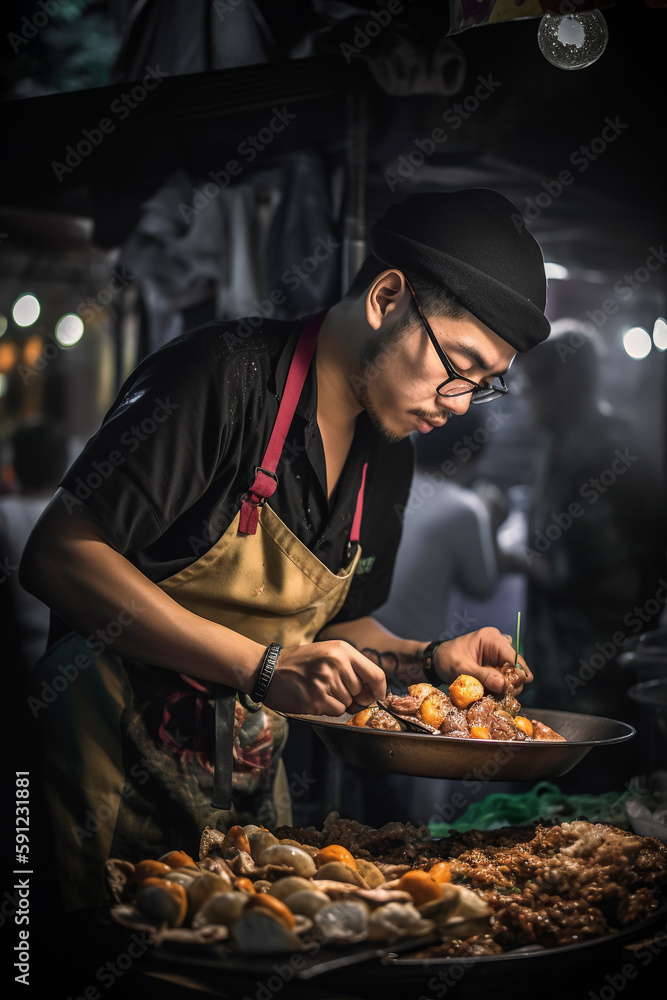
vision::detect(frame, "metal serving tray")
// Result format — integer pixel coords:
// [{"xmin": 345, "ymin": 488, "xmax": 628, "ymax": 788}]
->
[{"xmin": 279, "ymin": 709, "xmax": 635, "ymax": 781}]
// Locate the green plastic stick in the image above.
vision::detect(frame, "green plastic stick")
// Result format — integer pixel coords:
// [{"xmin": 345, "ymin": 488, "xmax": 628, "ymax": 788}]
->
[{"xmin": 515, "ymin": 611, "xmax": 521, "ymax": 669}]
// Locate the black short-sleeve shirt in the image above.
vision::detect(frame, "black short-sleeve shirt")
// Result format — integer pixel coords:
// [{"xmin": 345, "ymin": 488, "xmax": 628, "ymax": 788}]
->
[{"xmin": 58, "ymin": 315, "xmax": 414, "ymax": 633}]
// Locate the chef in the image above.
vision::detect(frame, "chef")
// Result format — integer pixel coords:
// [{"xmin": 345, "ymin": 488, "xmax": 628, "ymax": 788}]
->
[{"xmin": 21, "ymin": 189, "xmax": 548, "ymax": 910}]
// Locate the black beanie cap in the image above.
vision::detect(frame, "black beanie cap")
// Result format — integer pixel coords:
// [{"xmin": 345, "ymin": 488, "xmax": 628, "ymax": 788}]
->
[{"xmin": 369, "ymin": 189, "xmax": 550, "ymax": 352}]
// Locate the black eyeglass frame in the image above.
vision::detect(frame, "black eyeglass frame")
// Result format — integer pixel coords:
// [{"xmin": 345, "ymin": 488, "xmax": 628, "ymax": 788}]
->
[{"xmin": 404, "ymin": 278, "xmax": 509, "ymax": 404}]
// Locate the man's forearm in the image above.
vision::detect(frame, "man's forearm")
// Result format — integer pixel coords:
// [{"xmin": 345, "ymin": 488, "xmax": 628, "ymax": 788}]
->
[
  {"xmin": 317, "ymin": 616, "xmax": 429, "ymax": 684},
  {"xmin": 20, "ymin": 492, "xmax": 266, "ymax": 692}
]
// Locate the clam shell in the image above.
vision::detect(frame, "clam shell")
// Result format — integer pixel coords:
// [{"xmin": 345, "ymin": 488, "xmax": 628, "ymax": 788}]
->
[
  {"xmin": 367, "ymin": 901, "xmax": 435, "ymax": 942},
  {"xmin": 269, "ymin": 876, "xmax": 317, "ymax": 901},
  {"xmin": 354, "ymin": 859, "xmax": 385, "ymax": 888},
  {"xmin": 258, "ymin": 845, "xmax": 316, "ymax": 877},
  {"xmin": 233, "ymin": 911, "xmax": 303, "ymax": 953},
  {"xmin": 315, "ymin": 862, "xmax": 368, "ymax": 888},
  {"xmin": 161, "ymin": 869, "xmax": 200, "ymax": 889},
  {"xmin": 282, "ymin": 889, "xmax": 330, "ymax": 917},
  {"xmin": 248, "ymin": 830, "xmax": 279, "ymax": 863},
  {"xmin": 186, "ymin": 872, "xmax": 233, "ymax": 912},
  {"xmin": 191, "ymin": 891, "xmax": 248, "ymax": 929},
  {"xmin": 135, "ymin": 884, "xmax": 185, "ymax": 927},
  {"xmin": 313, "ymin": 900, "xmax": 370, "ymax": 945}
]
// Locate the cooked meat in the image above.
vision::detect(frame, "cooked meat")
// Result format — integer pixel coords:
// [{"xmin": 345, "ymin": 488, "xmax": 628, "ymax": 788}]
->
[
  {"xmin": 466, "ymin": 696, "xmax": 498, "ymax": 729},
  {"xmin": 489, "ymin": 713, "xmax": 526, "ymax": 741},
  {"xmin": 385, "ymin": 693, "xmax": 423, "ymax": 716},
  {"xmin": 439, "ymin": 708, "xmax": 469, "ymax": 737},
  {"xmin": 368, "ymin": 709, "xmax": 402, "ymax": 731},
  {"xmin": 497, "ymin": 691, "xmax": 521, "ymax": 716}
]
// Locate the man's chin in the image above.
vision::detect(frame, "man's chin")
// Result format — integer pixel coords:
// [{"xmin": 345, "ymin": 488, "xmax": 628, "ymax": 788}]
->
[{"xmin": 364, "ymin": 406, "xmax": 410, "ymax": 444}]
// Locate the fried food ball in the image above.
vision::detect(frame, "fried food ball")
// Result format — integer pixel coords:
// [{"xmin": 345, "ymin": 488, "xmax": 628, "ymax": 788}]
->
[{"xmin": 448, "ymin": 674, "xmax": 485, "ymax": 710}]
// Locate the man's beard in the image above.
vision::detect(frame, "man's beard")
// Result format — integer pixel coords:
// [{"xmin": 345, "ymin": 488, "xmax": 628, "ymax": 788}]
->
[{"xmin": 355, "ymin": 327, "xmax": 407, "ymax": 444}]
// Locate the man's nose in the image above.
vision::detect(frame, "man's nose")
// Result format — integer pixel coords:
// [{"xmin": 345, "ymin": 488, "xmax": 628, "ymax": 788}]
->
[{"xmin": 440, "ymin": 393, "xmax": 472, "ymax": 416}]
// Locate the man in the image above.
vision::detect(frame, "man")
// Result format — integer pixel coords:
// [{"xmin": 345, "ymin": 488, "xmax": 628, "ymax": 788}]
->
[{"xmin": 20, "ymin": 188, "xmax": 547, "ymax": 910}]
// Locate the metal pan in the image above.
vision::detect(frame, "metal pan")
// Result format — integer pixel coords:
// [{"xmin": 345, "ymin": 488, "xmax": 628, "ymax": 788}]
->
[{"xmin": 279, "ymin": 708, "xmax": 635, "ymax": 780}]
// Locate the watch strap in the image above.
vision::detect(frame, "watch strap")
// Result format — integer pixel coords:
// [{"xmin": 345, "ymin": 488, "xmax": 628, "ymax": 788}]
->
[
  {"xmin": 421, "ymin": 640, "xmax": 444, "ymax": 687},
  {"xmin": 251, "ymin": 642, "xmax": 282, "ymax": 703}
]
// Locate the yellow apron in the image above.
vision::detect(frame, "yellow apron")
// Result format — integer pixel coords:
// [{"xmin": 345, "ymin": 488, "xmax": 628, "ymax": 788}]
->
[{"xmin": 34, "ymin": 311, "xmax": 367, "ymax": 910}]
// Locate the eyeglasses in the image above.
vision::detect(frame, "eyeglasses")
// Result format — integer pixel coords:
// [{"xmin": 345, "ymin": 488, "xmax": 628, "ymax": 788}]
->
[{"xmin": 405, "ymin": 279, "xmax": 509, "ymax": 404}]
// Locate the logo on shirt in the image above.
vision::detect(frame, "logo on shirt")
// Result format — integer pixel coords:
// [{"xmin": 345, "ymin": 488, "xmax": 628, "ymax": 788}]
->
[{"xmin": 355, "ymin": 555, "xmax": 376, "ymax": 575}]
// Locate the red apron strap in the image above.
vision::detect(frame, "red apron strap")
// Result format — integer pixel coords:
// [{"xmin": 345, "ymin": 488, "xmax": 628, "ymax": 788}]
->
[
  {"xmin": 239, "ymin": 311, "xmax": 325, "ymax": 534},
  {"xmin": 350, "ymin": 461, "xmax": 368, "ymax": 545}
]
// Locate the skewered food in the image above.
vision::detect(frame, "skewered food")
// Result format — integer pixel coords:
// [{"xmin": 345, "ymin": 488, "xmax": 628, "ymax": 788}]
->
[{"xmin": 346, "ymin": 666, "xmax": 566, "ymax": 741}]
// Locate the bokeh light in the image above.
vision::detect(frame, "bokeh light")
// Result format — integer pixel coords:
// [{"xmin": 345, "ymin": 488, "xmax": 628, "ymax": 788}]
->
[
  {"xmin": 0, "ymin": 341, "xmax": 19, "ymax": 373},
  {"xmin": 622, "ymin": 327, "xmax": 652, "ymax": 360},
  {"xmin": 0, "ymin": 314, "xmax": 7, "ymax": 337},
  {"xmin": 55, "ymin": 313, "xmax": 84, "ymax": 347},
  {"xmin": 12, "ymin": 293, "xmax": 41, "ymax": 327},
  {"xmin": 652, "ymin": 317, "xmax": 667, "ymax": 351},
  {"xmin": 23, "ymin": 335, "xmax": 44, "ymax": 368},
  {"xmin": 544, "ymin": 262, "xmax": 569, "ymax": 280}
]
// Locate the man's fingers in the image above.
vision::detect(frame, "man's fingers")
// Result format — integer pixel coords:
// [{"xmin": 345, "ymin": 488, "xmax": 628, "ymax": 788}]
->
[
  {"xmin": 349, "ymin": 649, "xmax": 387, "ymax": 701},
  {"xmin": 472, "ymin": 665, "xmax": 506, "ymax": 694},
  {"xmin": 516, "ymin": 653, "xmax": 532, "ymax": 682}
]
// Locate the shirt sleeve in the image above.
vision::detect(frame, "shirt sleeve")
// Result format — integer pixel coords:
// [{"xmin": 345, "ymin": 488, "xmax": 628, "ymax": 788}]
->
[
  {"xmin": 59, "ymin": 329, "xmax": 232, "ymax": 555},
  {"xmin": 327, "ymin": 435, "xmax": 415, "ymax": 625}
]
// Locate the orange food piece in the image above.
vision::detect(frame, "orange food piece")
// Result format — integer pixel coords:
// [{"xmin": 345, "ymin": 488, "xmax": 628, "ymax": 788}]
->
[
  {"xmin": 419, "ymin": 691, "xmax": 450, "ymax": 728},
  {"xmin": 514, "ymin": 716, "xmax": 533, "ymax": 737},
  {"xmin": 245, "ymin": 893, "xmax": 296, "ymax": 929},
  {"xmin": 428, "ymin": 862, "xmax": 452, "ymax": 884},
  {"xmin": 315, "ymin": 845, "xmax": 358, "ymax": 870},
  {"xmin": 232, "ymin": 877, "xmax": 256, "ymax": 894},
  {"xmin": 159, "ymin": 850, "xmax": 197, "ymax": 869},
  {"xmin": 347, "ymin": 707, "xmax": 376, "ymax": 727},
  {"xmin": 470, "ymin": 725, "xmax": 490, "ymax": 739},
  {"xmin": 396, "ymin": 869, "xmax": 442, "ymax": 906},
  {"xmin": 131, "ymin": 860, "xmax": 172, "ymax": 884},
  {"xmin": 222, "ymin": 825, "xmax": 251, "ymax": 854},
  {"xmin": 449, "ymin": 674, "xmax": 485, "ymax": 710}
]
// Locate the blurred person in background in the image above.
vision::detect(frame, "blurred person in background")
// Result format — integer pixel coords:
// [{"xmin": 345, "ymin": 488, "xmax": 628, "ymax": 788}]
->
[
  {"xmin": 374, "ymin": 406, "xmax": 508, "ymax": 643},
  {"xmin": 0, "ymin": 417, "xmax": 70, "ymax": 672},
  {"xmin": 509, "ymin": 326, "xmax": 665, "ymax": 725}
]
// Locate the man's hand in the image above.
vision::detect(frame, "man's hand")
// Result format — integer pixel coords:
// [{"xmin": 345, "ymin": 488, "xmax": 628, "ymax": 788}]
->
[
  {"xmin": 433, "ymin": 627, "xmax": 533, "ymax": 696},
  {"xmin": 263, "ymin": 640, "xmax": 387, "ymax": 716}
]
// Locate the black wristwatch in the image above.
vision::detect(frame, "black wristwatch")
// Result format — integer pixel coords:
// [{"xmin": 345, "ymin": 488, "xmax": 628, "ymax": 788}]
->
[
  {"xmin": 251, "ymin": 642, "xmax": 282, "ymax": 703},
  {"xmin": 421, "ymin": 640, "xmax": 445, "ymax": 687}
]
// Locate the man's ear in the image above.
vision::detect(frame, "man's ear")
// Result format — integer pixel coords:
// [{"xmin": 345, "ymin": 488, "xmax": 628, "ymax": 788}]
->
[{"xmin": 366, "ymin": 269, "xmax": 408, "ymax": 331}]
